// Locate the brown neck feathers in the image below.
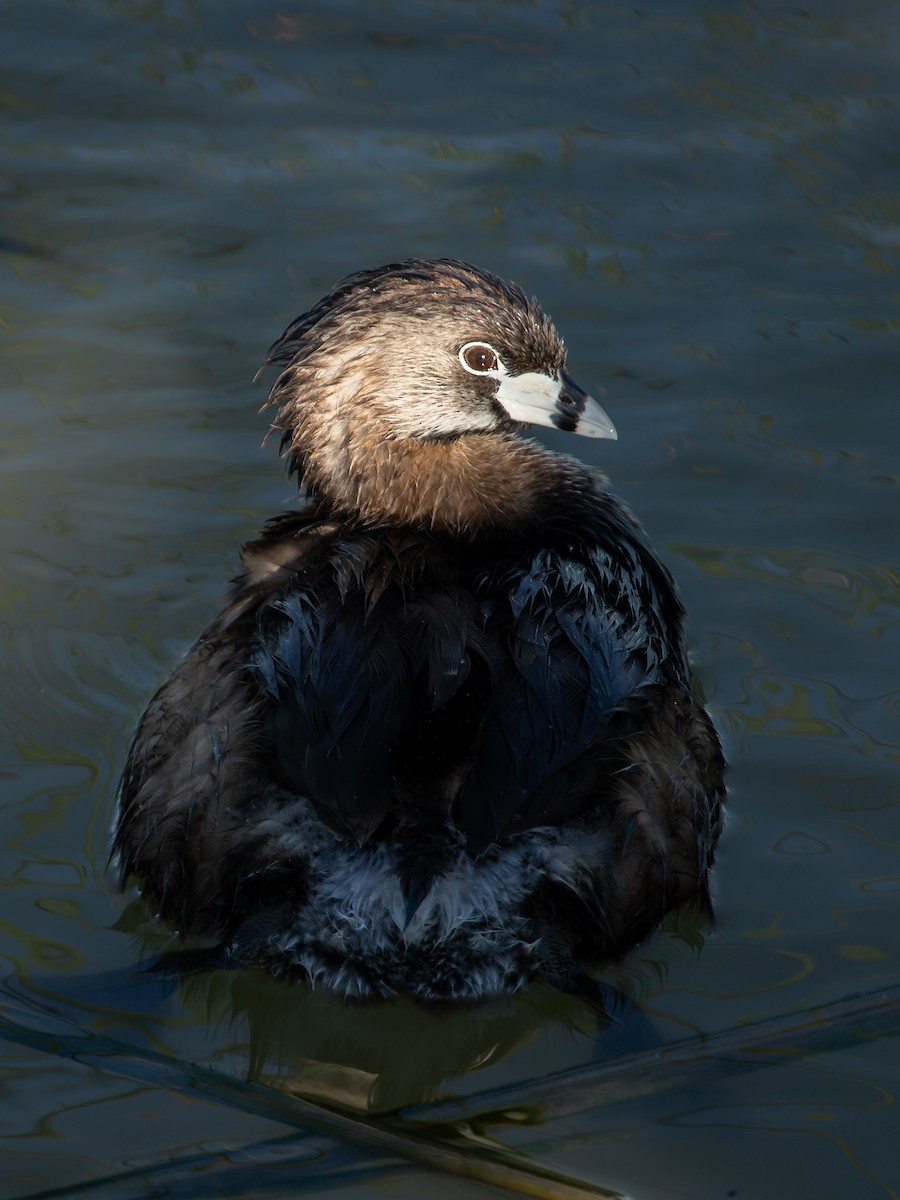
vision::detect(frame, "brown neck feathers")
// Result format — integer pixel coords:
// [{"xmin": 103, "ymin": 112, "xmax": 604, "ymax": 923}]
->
[{"xmin": 301, "ymin": 428, "xmax": 566, "ymax": 533}]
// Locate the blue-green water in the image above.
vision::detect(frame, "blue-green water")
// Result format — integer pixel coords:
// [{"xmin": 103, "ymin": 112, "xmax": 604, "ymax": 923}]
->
[{"xmin": 2, "ymin": 2, "xmax": 898, "ymax": 1197}]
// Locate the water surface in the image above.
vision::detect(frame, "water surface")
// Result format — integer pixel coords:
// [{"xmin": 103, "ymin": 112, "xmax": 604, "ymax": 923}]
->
[{"xmin": 2, "ymin": 2, "xmax": 899, "ymax": 1197}]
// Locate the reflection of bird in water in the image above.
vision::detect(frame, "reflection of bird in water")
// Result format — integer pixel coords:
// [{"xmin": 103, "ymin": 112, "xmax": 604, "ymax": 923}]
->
[
  {"xmin": 113, "ymin": 259, "xmax": 725, "ymax": 1003},
  {"xmin": 176, "ymin": 967, "xmax": 663, "ymax": 1114}
]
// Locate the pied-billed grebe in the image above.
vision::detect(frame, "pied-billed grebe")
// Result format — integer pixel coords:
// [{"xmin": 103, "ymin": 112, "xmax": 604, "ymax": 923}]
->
[{"xmin": 113, "ymin": 259, "xmax": 724, "ymax": 1002}]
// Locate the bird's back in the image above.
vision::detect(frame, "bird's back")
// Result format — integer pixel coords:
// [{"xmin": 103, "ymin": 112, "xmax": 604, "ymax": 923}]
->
[{"xmin": 115, "ymin": 495, "xmax": 722, "ymax": 999}]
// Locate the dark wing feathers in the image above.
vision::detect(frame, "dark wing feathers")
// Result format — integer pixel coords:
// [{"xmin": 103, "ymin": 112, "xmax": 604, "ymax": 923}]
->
[
  {"xmin": 408, "ymin": 587, "xmax": 473, "ymax": 708},
  {"xmin": 456, "ymin": 550, "xmax": 662, "ymax": 852},
  {"xmin": 114, "ymin": 512, "xmax": 698, "ymax": 941},
  {"xmin": 259, "ymin": 586, "xmax": 415, "ymax": 842},
  {"xmin": 246, "ymin": 521, "xmax": 681, "ymax": 853}
]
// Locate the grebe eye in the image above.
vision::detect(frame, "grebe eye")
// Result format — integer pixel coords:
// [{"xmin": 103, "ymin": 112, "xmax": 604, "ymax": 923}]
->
[{"xmin": 460, "ymin": 342, "xmax": 499, "ymax": 373}]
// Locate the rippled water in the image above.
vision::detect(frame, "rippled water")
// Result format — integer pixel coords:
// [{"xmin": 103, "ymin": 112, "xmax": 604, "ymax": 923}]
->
[{"xmin": 2, "ymin": 2, "xmax": 899, "ymax": 1197}]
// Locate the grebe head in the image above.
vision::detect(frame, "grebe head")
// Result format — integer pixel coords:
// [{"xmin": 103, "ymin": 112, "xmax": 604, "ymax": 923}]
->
[{"xmin": 262, "ymin": 258, "xmax": 616, "ymax": 487}]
